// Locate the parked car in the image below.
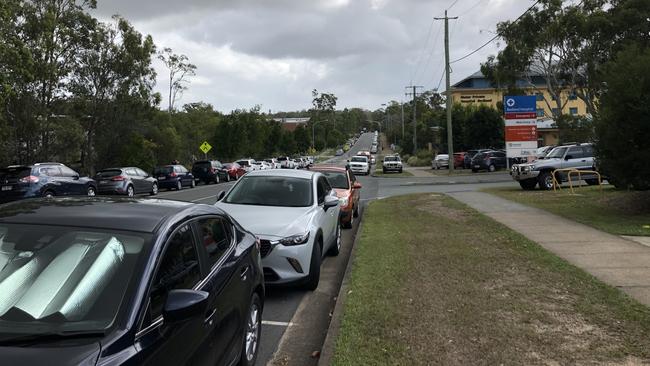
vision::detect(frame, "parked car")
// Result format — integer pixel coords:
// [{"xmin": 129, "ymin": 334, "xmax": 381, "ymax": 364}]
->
[
  {"xmin": 277, "ymin": 156, "xmax": 296, "ymax": 169},
  {"xmin": 154, "ymin": 164, "xmax": 195, "ymax": 190},
  {"xmin": 432, "ymin": 154, "xmax": 449, "ymax": 170},
  {"xmin": 349, "ymin": 156, "xmax": 370, "ymax": 175},
  {"xmin": 335, "ymin": 149, "xmax": 344, "ymax": 157},
  {"xmin": 252, "ymin": 161, "xmax": 269, "ymax": 170},
  {"xmin": 370, "ymin": 145, "xmax": 378, "ymax": 154},
  {"xmin": 471, "ymin": 151, "xmax": 507, "ymax": 172},
  {"xmin": 215, "ymin": 169, "xmax": 341, "ymax": 290},
  {"xmin": 293, "ymin": 158, "xmax": 304, "ymax": 169},
  {"xmin": 95, "ymin": 167, "xmax": 158, "ymax": 196},
  {"xmin": 222, "ymin": 162, "xmax": 246, "ymax": 180},
  {"xmin": 535, "ymin": 145, "xmax": 556, "ymax": 159},
  {"xmin": 382, "ymin": 155, "xmax": 403, "ymax": 173},
  {"xmin": 236, "ymin": 159, "xmax": 258, "ymax": 172},
  {"xmin": 511, "ymin": 143, "xmax": 597, "ymax": 190},
  {"xmin": 453, "ymin": 152, "xmax": 466, "ymax": 169},
  {"xmin": 311, "ymin": 166, "xmax": 362, "ymax": 228},
  {"xmin": 0, "ymin": 197, "xmax": 264, "ymax": 366},
  {"xmin": 357, "ymin": 150, "xmax": 373, "ymax": 165},
  {"xmin": 264, "ymin": 158, "xmax": 281, "ymax": 169},
  {"xmin": 0, "ymin": 163, "xmax": 97, "ymax": 203},
  {"xmin": 192, "ymin": 160, "xmax": 230, "ymax": 184},
  {"xmin": 464, "ymin": 149, "xmax": 492, "ymax": 169}
]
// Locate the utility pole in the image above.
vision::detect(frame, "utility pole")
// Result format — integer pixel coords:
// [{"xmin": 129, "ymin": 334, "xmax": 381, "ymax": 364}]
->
[
  {"xmin": 435, "ymin": 10, "xmax": 458, "ymax": 173},
  {"xmin": 400, "ymin": 101, "xmax": 405, "ymax": 144},
  {"xmin": 405, "ymin": 85, "xmax": 423, "ymax": 154}
]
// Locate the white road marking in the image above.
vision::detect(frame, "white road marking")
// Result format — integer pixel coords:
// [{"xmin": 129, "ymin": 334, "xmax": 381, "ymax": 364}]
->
[
  {"xmin": 191, "ymin": 195, "xmax": 219, "ymax": 203},
  {"xmin": 262, "ymin": 320, "xmax": 295, "ymax": 327}
]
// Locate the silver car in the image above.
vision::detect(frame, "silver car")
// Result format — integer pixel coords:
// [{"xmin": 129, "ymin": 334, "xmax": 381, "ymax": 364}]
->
[{"xmin": 215, "ymin": 169, "xmax": 341, "ymax": 290}]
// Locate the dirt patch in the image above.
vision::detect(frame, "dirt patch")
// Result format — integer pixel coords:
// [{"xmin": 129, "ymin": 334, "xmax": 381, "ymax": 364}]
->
[
  {"xmin": 413, "ymin": 194, "xmax": 469, "ymax": 222},
  {"xmin": 599, "ymin": 191, "xmax": 650, "ymax": 215}
]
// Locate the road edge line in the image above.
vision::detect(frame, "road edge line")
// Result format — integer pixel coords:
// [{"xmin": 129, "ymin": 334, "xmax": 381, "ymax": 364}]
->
[{"xmin": 317, "ymin": 211, "xmax": 365, "ymax": 366}]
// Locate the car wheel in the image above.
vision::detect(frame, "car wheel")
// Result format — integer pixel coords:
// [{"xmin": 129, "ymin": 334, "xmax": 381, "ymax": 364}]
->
[
  {"xmin": 383, "ymin": 168, "xmax": 387, "ymax": 174},
  {"xmin": 538, "ymin": 171, "xmax": 554, "ymax": 190},
  {"xmin": 488, "ymin": 164, "xmax": 496, "ymax": 172},
  {"xmin": 191, "ymin": 179, "xmax": 196, "ymax": 188},
  {"xmin": 126, "ymin": 185, "xmax": 135, "ymax": 197},
  {"xmin": 215, "ymin": 174, "xmax": 220, "ymax": 184},
  {"xmin": 399, "ymin": 168, "xmax": 403, "ymax": 173},
  {"xmin": 304, "ymin": 237, "xmax": 322, "ymax": 291},
  {"xmin": 226, "ymin": 173, "xmax": 231, "ymax": 182},
  {"xmin": 329, "ymin": 222, "xmax": 342, "ymax": 255},
  {"xmin": 150, "ymin": 183, "xmax": 158, "ymax": 196},
  {"xmin": 343, "ymin": 210, "xmax": 353, "ymax": 229},
  {"xmin": 519, "ymin": 179, "xmax": 538, "ymax": 190},
  {"xmin": 353, "ymin": 204, "xmax": 360, "ymax": 218},
  {"xmin": 238, "ymin": 293, "xmax": 261, "ymax": 366},
  {"xmin": 87, "ymin": 186, "xmax": 96, "ymax": 197},
  {"xmin": 43, "ymin": 190, "xmax": 55, "ymax": 198},
  {"xmin": 176, "ymin": 180, "xmax": 183, "ymax": 190}
]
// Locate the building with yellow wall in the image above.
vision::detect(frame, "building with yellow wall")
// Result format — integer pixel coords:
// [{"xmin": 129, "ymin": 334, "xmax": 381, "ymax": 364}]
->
[{"xmin": 451, "ymin": 70, "xmax": 590, "ymax": 147}]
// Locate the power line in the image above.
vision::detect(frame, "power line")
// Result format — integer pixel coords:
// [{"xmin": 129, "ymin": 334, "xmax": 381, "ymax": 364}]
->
[
  {"xmin": 450, "ymin": 0, "xmax": 541, "ymax": 64},
  {"xmin": 416, "ymin": 21, "xmax": 444, "ymax": 85},
  {"xmin": 411, "ymin": 17, "xmax": 438, "ymax": 83},
  {"xmin": 458, "ymin": 0, "xmax": 485, "ymax": 17},
  {"xmin": 446, "ymin": 0, "xmax": 460, "ymax": 11}
]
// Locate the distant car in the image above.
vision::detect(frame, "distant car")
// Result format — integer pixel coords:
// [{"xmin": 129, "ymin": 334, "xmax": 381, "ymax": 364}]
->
[
  {"xmin": 0, "ymin": 197, "xmax": 264, "ymax": 366},
  {"xmin": 154, "ymin": 164, "xmax": 195, "ymax": 190},
  {"xmin": 293, "ymin": 158, "xmax": 305, "ymax": 169},
  {"xmin": 252, "ymin": 161, "xmax": 270, "ymax": 170},
  {"xmin": 311, "ymin": 166, "xmax": 362, "ymax": 229},
  {"xmin": 215, "ymin": 169, "xmax": 341, "ymax": 290},
  {"xmin": 453, "ymin": 152, "xmax": 466, "ymax": 169},
  {"xmin": 95, "ymin": 167, "xmax": 158, "ymax": 196},
  {"xmin": 471, "ymin": 151, "xmax": 507, "ymax": 172},
  {"xmin": 432, "ymin": 154, "xmax": 449, "ymax": 170},
  {"xmin": 370, "ymin": 145, "xmax": 378, "ymax": 154},
  {"xmin": 0, "ymin": 163, "xmax": 97, "ymax": 203},
  {"xmin": 382, "ymin": 155, "xmax": 403, "ymax": 173},
  {"xmin": 192, "ymin": 160, "xmax": 230, "ymax": 184},
  {"xmin": 463, "ymin": 149, "xmax": 492, "ymax": 169},
  {"xmin": 222, "ymin": 162, "xmax": 246, "ymax": 180},
  {"xmin": 265, "ymin": 158, "xmax": 281, "ymax": 169},
  {"xmin": 335, "ymin": 149, "xmax": 344, "ymax": 156},
  {"xmin": 277, "ymin": 156, "xmax": 296, "ymax": 169},
  {"xmin": 349, "ymin": 156, "xmax": 370, "ymax": 175},
  {"xmin": 236, "ymin": 159, "xmax": 258, "ymax": 172}
]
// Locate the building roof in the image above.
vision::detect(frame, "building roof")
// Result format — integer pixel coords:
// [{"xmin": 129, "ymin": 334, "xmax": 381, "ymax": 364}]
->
[{"xmin": 452, "ymin": 70, "xmax": 547, "ymax": 90}]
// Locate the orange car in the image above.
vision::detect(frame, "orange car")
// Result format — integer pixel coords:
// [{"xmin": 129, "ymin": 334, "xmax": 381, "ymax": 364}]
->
[{"xmin": 310, "ymin": 166, "xmax": 362, "ymax": 228}]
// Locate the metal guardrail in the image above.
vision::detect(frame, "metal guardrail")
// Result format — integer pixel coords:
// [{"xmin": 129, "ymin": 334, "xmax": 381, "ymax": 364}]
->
[{"xmin": 551, "ymin": 168, "xmax": 603, "ymax": 194}]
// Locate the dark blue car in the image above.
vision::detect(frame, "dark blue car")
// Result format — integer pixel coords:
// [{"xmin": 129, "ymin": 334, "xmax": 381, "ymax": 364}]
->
[
  {"xmin": 153, "ymin": 165, "xmax": 195, "ymax": 190},
  {"xmin": 0, "ymin": 197, "xmax": 264, "ymax": 366},
  {"xmin": 0, "ymin": 163, "xmax": 97, "ymax": 203}
]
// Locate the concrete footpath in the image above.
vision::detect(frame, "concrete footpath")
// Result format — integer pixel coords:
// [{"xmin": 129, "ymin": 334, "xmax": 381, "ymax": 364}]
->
[{"xmin": 449, "ymin": 191, "xmax": 650, "ymax": 306}]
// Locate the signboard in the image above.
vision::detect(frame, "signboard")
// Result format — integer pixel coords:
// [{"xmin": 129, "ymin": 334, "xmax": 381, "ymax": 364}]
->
[
  {"xmin": 504, "ymin": 96, "xmax": 537, "ymax": 158},
  {"xmin": 199, "ymin": 141, "xmax": 212, "ymax": 154}
]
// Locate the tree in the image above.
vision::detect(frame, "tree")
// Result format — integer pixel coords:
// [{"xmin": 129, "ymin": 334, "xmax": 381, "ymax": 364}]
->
[
  {"xmin": 595, "ymin": 45, "xmax": 650, "ymax": 190},
  {"xmin": 158, "ymin": 47, "xmax": 196, "ymax": 112}
]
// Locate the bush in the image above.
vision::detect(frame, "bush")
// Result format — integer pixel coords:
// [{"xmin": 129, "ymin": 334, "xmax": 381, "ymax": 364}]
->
[
  {"xmin": 596, "ymin": 45, "xmax": 650, "ymax": 190},
  {"xmin": 416, "ymin": 149, "xmax": 434, "ymax": 160}
]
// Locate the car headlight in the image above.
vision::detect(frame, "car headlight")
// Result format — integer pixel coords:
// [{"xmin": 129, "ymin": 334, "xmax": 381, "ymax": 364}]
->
[
  {"xmin": 279, "ymin": 232, "xmax": 310, "ymax": 246},
  {"xmin": 339, "ymin": 196, "xmax": 349, "ymax": 207},
  {"xmin": 529, "ymin": 165, "xmax": 536, "ymax": 171}
]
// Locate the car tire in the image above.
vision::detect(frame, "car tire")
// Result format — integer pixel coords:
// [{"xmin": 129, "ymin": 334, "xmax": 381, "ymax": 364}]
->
[
  {"xmin": 383, "ymin": 168, "xmax": 387, "ymax": 174},
  {"xmin": 87, "ymin": 186, "xmax": 96, "ymax": 197},
  {"xmin": 329, "ymin": 223, "xmax": 342, "ymax": 255},
  {"xmin": 43, "ymin": 190, "xmax": 55, "ymax": 198},
  {"xmin": 126, "ymin": 185, "xmax": 135, "ymax": 197},
  {"xmin": 150, "ymin": 183, "xmax": 158, "ymax": 196},
  {"xmin": 238, "ymin": 293, "xmax": 262, "ymax": 366},
  {"xmin": 585, "ymin": 178, "xmax": 600, "ymax": 186},
  {"xmin": 399, "ymin": 168, "xmax": 403, "ymax": 173},
  {"xmin": 343, "ymin": 212, "xmax": 353, "ymax": 229},
  {"xmin": 176, "ymin": 180, "xmax": 183, "ymax": 191},
  {"xmin": 538, "ymin": 171, "xmax": 555, "ymax": 190},
  {"xmin": 226, "ymin": 173, "xmax": 231, "ymax": 182},
  {"xmin": 488, "ymin": 164, "xmax": 496, "ymax": 172},
  {"xmin": 191, "ymin": 179, "xmax": 196, "ymax": 188},
  {"xmin": 519, "ymin": 179, "xmax": 538, "ymax": 190},
  {"xmin": 215, "ymin": 174, "xmax": 220, "ymax": 184},
  {"xmin": 353, "ymin": 204, "xmax": 360, "ymax": 218},
  {"xmin": 304, "ymin": 238, "xmax": 322, "ymax": 291}
]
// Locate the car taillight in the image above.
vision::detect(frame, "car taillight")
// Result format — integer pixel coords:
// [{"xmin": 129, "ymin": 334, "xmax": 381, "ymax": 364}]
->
[
  {"xmin": 111, "ymin": 175, "xmax": 126, "ymax": 181},
  {"xmin": 19, "ymin": 175, "xmax": 39, "ymax": 183},
  {"xmin": 169, "ymin": 172, "xmax": 177, "ymax": 177}
]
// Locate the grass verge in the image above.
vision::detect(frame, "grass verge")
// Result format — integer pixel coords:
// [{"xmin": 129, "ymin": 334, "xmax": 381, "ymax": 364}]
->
[
  {"xmin": 333, "ymin": 193, "xmax": 650, "ymax": 365},
  {"xmin": 484, "ymin": 186, "xmax": 650, "ymax": 236}
]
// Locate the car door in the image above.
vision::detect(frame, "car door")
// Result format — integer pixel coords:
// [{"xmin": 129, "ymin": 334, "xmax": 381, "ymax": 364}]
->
[
  {"xmin": 192, "ymin": 217, "xmax": 248, "ymax": 366},
  {"xmin": 317, "ymin": 177, "xmax": 337, "ymax": 252},
  {"xmin": 125, "ymin": 168, "xmax": 143, "ymax": 193},
  {"xmin": 579, "ymin": 145, "xmax": 595, "ymax": 170},
  {"xmin": 133, "ymin": 223, "xmax": 209, "ymax": 366},
  {"xmin": 562, "ymin": 147, "xmax": 585, "ymax": 170},
  {"xmin": 137, "ymin": 168, "xmax": 153, "ymax": 192},
  {"xmin": 59, "ymin": 166, "xmax": 84, "ymax": 195},
  {"xmin": 493, "ymin": 152, "xmax": 507, "ymax": 168}
]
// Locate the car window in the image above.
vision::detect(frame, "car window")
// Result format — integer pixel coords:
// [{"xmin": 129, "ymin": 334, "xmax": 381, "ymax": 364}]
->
[
  {"xmin": 137, "ymin": 168, "xmax": 148, "ymax": 177},
  {"xmin": 59, "ymin": 166, "xmax": 78, "ymax": 177},
  {"xmin": 494, "ymin": 152, "xmax": 506, "ymax": 158},
  {"xmin": 38, "ymin": 166, "xmax": 61, "ymax": 176},
  {"xmin": 125, "ymin": 168, "xmax": 137, "ymax": 176},
  {"xmin": 197, "ymin": 218, "xmax": 232, "ymax": 268},
  {"xmin": 317, "ymin": 177, "xmax": 328, "ymax": 204},
  {"xmin": 567, "ymin": 147, "xmax": 584, "ymax": 159},
  {"xmin": 144, "ymin": 224, "xmax": 201, "ymax": 328},
  {"xmin": 581, "ymin": 145, "xmax": 594, "ymax": 158}
]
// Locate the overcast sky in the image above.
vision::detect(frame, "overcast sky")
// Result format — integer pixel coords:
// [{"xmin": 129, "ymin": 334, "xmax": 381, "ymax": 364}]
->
[{"xmin": 93, "ymin": 0, "xmax": 534, "ymax": 113}]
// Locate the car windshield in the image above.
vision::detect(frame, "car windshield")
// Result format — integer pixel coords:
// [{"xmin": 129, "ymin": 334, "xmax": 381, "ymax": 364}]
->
[
  {"xmin": 0, "ymin": 223, "xmax": 150, "ymax": 336},
  {"xmin": 154, "ymin": 166, "xmax": 173, "ymax": 175},
  {"xmin": 351, "ymin": 157, "xmax": 366, "ymax": 163},
  {"xmin": 546, "ymin": 147, "xmax": 568, "ymax": 159},
  {"xmin": 95, "ymin": 169, "xmax": 122, "ymax": 178},
  {"xmin": 319, "ymin": 171, "xmax": 349, "ymax": 189},
  {"xmin": 384, "ymin": 157, "xmax": 399, "ymax": 162},
  {"xmin": 193, "ymin": 161, "xmax": 211, "ymax": 169},
  {"xmin": 237, "ymin": 161, "xmax": 250, "ymax": 167},
  {"xmin": 224, "ymin": 176, "xmax": 313, "ymax": 207},
  {"xmin": 277, "ymin": 157, "xmax": 287, "ymax": 161}
]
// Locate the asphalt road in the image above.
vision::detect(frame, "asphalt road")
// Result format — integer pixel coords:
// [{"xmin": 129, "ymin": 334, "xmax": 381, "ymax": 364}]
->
[{"xmin": 147, "ymin": 132, "xmax": 519, "ymax": 365}]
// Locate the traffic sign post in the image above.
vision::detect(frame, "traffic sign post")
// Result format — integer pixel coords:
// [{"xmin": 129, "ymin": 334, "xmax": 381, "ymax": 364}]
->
[
  {"xmin": 199, "ymin": 141, "xmax": 212, "ymax": 159},
  {"xmin": 504, "ymin": 96, "xmax": 538, "ymax": 160}
]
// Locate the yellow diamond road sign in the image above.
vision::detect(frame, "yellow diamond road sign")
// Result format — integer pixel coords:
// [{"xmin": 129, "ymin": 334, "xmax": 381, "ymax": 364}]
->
[{"xmin": 199, "ymin": 141, "xmax": 212, "ymax": 154}]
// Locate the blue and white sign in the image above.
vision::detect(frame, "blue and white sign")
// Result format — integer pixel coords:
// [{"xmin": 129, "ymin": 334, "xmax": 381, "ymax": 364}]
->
[{"xmin": 503, "ymin": 95, "xmax": 536, "ymax": 113}]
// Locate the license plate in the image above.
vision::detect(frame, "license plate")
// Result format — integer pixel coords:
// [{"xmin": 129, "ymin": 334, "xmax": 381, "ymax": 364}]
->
[
  {"xmin": 474, "ymin": 165, "xmax": 480, "ymax": 168},
  {"xmin": 100, "ymin": 180, "xmax": 108, "ymax": 184},
  {"xmin": 1, "ymin": 186, "xmax": 11, "ymax": 191},
  {"xmin": 158, "ymin": 176, "xmax": 165, "ymax": 180}
]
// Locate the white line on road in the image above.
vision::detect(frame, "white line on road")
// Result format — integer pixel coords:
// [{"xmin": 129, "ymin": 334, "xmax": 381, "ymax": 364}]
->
[
  {"xmin": 261, "ymin": 320, "xmax": 295, "ymax": 327},
  {"xmin": 191, "ymin": 195, "xmax": 219, "ymax": 203}
]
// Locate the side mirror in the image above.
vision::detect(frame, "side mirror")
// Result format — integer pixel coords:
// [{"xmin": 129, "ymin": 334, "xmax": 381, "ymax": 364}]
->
[
  {"xmin": 217, "ymin": 191, "xmax": 226, "ymax": 201},
  {"xmin": 163, "ymin": 289, "xmax": 209, "ymax": 324},
  {"xmin": 323, "ymin": 195, "xmax": 339, "ymax": 211},
  {"xmin": 353, "ymin": 182, "xmax": 362, "ymax": 189},
  {"xmin": 73, "ymin": 174, "xmax": 80, "ymax": 180},
  {"xmin": 565, "ymin": 155, "xmax": 573, "ymax": 160}
]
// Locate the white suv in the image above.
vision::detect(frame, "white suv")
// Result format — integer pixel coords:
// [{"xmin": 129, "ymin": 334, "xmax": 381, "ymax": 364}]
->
[
  {"xmin": 277, "ymin": 156, "xmax": 295, "ymax": 169},
  {"xmin": 215, "ymin": 169, "xmax": 341, "ymax": 290},
  {"xmin": 349, "ymin": 156, "xmax": 370, "ymax": 175}
]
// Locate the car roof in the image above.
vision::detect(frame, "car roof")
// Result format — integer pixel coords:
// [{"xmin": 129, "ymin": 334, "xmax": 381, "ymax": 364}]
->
[
  {"xmin": 0, "ymin": 197, "xmax": 224, "ymax": 233},
  {"xmin": 310, "ymin": 166, "xmax": 347, "ymax": 173},
  {"xmin": 245, "ymin": 169, "xmax": 316, "ymax": 179}
]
